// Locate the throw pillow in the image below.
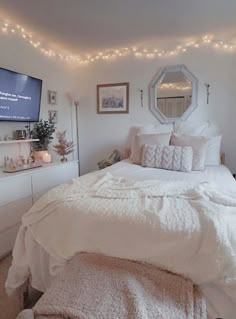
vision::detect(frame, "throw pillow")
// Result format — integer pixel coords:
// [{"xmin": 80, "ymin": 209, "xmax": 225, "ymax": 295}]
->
[
  {"xmin": 171, "ymin": 133, "xmax": 208, "ymax": 171},
  {"xmin": 131, "ymin": 132, "xmax": 171, "ymax": 164},
  {"xmin": 141, "ymin": 145, "xmax": 193, "ymax": 172}
]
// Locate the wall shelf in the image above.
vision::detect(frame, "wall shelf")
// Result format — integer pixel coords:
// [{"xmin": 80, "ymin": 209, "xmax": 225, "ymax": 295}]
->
[{"xmin": 0, "ymin": 139, "xmax": 39, "ymax": 145}]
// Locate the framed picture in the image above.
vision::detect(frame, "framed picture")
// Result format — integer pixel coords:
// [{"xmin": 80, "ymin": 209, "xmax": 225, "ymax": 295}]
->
[
  {"xmin": 97, "ymin": 82, "xmax": 129, "ymax": 114},
  {"xmin": 48, "ymin": 110, "xmax": 58, "ymax": 124},
  {"xmin": 48, "ymin": 90, "xmax": 57, "ymax": 105}
]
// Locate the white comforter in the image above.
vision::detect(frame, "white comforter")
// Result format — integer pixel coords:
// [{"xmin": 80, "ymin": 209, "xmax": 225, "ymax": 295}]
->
[{"xmin": 6, "ymin": 170, "xmax": 236, "ymax": 319}]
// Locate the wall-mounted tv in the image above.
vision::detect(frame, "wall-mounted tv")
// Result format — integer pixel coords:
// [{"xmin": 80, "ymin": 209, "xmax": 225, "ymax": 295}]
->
[{"xmin": 0, "ymin": 67, "xmax": 42, "ymax": 122}]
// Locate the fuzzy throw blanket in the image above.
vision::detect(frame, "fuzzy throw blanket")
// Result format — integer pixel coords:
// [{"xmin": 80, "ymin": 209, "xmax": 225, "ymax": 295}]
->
[{"xmin": 17, "ymin": 253, "xmax": 207, "ymax": 319}]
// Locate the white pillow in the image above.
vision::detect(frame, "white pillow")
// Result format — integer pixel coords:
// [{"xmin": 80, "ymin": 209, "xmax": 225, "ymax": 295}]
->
[
  {"xmin": 141, "ymin": 144, "xmax": 193, "ymax": 172},
  {"xmin": 205, "ymin": 135, "xmax": 222, "ymax": 166},
  {"xmin": 171, "ymin": 133, "xmax": 208, "ymax": 171},
  {"xmin": 131, "ymin": 132, "xmax": 171, "ymax": 164},
  {"xmin": 174, "ymin": 121, "xmax": 219, "ymax": 137},
  {"xmin": 129, "ymin": 124, "xmax": 173, "ymax": 159}
]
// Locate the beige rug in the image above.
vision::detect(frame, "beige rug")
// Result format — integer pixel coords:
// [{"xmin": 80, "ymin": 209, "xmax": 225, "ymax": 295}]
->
[{"xmin": 0, "ymin": 254, "xmax": 21, "ymax": 319}]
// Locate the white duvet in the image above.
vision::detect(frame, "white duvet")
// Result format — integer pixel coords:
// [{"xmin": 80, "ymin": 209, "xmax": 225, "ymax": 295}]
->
[{"xmin": 6, "ymin": 168, "xmax": 236, "ymax": 319}]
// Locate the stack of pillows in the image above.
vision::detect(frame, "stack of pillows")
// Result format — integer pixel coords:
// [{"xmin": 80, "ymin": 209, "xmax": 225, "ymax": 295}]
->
[{"xmin": 129, "ymin": 122, "xmax": 222, "ymax": 172}]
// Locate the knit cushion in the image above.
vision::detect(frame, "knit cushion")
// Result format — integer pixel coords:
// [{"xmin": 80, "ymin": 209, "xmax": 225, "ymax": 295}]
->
[{"xmin": 141, "ymin": 145, "xmax": 193, "ymax": 172}]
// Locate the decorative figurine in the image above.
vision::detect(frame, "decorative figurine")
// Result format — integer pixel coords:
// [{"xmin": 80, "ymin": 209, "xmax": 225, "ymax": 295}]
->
[{"xmin": 53, "ymin": 130, "xmax": 74, "ymax": 162}]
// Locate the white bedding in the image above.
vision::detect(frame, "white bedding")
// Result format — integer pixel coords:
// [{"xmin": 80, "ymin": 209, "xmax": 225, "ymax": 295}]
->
[
  {"xmin": 106, "ymin": 160, "xmax": 236, "ymax": 189},
  {"xmin": 6, "ymin": 160, "xmax": 236, "ymax": 319}
]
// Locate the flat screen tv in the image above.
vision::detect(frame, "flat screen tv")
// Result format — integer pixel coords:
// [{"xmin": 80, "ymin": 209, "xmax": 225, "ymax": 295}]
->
[{"xmin": 0, "ymin": 67, "xmax": 42, "ymax": 122}]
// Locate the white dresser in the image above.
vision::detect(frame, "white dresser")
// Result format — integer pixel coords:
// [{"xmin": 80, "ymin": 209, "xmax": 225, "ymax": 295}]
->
[{"xmin": 0, "ymin": 161, "xmax": 79, "ymax": 258}]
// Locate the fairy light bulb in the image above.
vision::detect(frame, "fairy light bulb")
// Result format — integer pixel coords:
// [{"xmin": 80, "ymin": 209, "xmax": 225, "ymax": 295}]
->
[{"xmin": 0, "ymin": 17, "xmax": 236, "ymax": 64}]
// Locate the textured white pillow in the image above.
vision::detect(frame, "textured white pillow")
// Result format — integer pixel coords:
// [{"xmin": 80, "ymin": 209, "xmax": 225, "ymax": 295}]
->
[
  {"xmin": 131, "ymin": 132, "xmax": 171, "ymax": 164},
  {"xmin": 141, "ymin": 145, "xmax": 193, "ymax": 172},
  {"xmin": 171, "ymin": 133, "xmax": 208, "ymax": 171},
  {"xmin": 205, "ymin": 135, "xmax": 222, "ymax": 166}
]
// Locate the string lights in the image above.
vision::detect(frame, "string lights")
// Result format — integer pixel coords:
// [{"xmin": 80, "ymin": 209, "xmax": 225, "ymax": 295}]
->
[
  {"xmin": 159, "ymin": 83, "xmax": 192, "ymax": 91},
  {"xmin": 1, "ymin": 18, "xmax": 236, "ymax": 65}
]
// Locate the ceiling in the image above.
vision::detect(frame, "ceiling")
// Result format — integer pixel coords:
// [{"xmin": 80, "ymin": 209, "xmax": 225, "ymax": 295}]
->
[{"xmin": 1, "ymin": 0, "xmax": 236, "ymax": 54}]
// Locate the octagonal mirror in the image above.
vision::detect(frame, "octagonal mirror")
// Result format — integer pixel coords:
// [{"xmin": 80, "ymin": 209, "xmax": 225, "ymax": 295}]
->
[{"xmin": 149, "ymin": 64, "xmax": 198, "ymax": 123}]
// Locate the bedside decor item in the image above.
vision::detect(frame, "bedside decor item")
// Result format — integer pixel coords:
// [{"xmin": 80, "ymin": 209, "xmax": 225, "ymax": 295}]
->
[
  {"xmin": 48, "ymin": 90, "xmax": 57, "ymax": 105},
  {"xmin": 15, "ymin": 129, "xmax": 27, "ymax": 140},
  {"xmin": 97, "ymin": 149, "xmax": 121, "ymax": 169},
  {"xmin": 139, "ymin": 89, "xmax": 144, "ymax": 107},
  {"xmin": 97, "ymin": 82, "xmax": 129, "ymax": 114},
  {"xmin": 26, "ymin": 120, "xmax": 55, "ymax": 157},
  {"xmin": 48, "ymin": 110, "xmax": 58, "ymax": 124},
  {"xmin": 53, "ymin": 130, "xmax": 74, "ymax": 162},
  {"xmin": 43, "ymin": 152, "xmax": 52, "ymax": 163},
  {"xmin": 205, "ymin": 83, "xmax": 210, "ymax": 104}
]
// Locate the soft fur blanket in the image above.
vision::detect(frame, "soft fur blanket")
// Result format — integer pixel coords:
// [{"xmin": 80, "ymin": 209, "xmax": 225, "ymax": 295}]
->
[
  {"xmin": 6, "ymin": 173, "xmax": 236, "ymax": 319},
  {"xmin": 17, "ymin": 253, "xmax": 207, "ymax": 319}
]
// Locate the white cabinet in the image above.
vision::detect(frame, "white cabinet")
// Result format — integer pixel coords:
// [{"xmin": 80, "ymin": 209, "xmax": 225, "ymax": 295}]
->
[
  {"xmin": 0, "ymin": 161, "xmax": 78, "ymax": 258},
  {"xmin": 32, "ymin": 161, "xmax": 77, "ymax": 202}
]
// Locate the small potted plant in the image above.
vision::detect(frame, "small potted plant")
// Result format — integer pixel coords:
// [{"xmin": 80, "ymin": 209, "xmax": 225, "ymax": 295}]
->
[{"xmin": 26, "ymin": 120, "xmax": 55, "ymax": 160}]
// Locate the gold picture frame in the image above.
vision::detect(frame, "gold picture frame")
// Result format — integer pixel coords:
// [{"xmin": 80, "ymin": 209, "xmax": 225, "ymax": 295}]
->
[{"xmin": 97, "ymin": 82, "xmax": 129, "ymax": 114}]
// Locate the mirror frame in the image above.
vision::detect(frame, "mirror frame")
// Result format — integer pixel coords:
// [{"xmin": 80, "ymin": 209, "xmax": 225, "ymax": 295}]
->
[{"xmin": 149, "ymin": 64, "xmax": 198, "ymax": 124}]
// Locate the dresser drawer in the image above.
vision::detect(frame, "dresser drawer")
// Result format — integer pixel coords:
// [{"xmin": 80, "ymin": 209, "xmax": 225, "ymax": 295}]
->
[
  {"xmin": 0, "ymin": 196, "xmax": 32, "ymax": 233},
  {"xmin": 31, "ymin": 162, "xmax": 78, "ymax": 195},
  {"xmin": 0, "ymin": 175, "xmax": 32, "ymax": 207}
]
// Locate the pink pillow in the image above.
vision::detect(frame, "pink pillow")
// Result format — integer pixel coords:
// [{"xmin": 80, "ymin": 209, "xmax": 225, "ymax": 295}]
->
[
  {"xmin": 171, "ymin": 133, "xmax": 208, "ymax": 170},
  {"xmin": 131, "ymin": 132, "xmax": 171, "ymax": 164}
]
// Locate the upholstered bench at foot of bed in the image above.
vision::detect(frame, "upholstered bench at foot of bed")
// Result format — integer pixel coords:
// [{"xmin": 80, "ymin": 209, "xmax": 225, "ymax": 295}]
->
[{"xmin": 16, "ymin": 252, "xmax": 207, "ymax": 319}]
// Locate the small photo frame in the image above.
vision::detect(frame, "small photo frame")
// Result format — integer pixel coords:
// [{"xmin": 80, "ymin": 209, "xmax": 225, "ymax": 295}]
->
[
  {"xmin": 97, "ymin": 82, "xmax": 129, "ymax": 114},
  {"xmin": 48, "ymin": 110, "xmax": 58, "ymax": 124},
  {"xmin": 48, "ymin": 90, "xmax": 57, "ymax": 105}
]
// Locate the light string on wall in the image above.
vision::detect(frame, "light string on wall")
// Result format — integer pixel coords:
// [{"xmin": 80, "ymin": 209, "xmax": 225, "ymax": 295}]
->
[
  {"xmin": 1, "ymin": 18, "xmax": 236, "ymax": 65},
  {"xmin": 159, "ymin": 83, "xmax": 192, "ymax": 91}
]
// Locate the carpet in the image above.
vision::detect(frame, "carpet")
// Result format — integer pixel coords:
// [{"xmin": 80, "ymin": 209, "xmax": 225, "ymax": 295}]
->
[{"xmin": 0, "ymin": 254, "xmax": 21, "ymax": 319}]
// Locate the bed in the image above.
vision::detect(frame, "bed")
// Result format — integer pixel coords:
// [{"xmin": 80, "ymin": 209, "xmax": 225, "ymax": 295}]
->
[{"xmin": 6, "ymin": 157, "xmax": 236, "ymax": 319}]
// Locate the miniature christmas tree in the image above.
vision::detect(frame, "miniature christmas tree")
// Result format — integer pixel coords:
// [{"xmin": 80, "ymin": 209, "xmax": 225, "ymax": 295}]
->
[{"xmin": 53, "ymin": 130, "xmax": 74, "ymax": 162}]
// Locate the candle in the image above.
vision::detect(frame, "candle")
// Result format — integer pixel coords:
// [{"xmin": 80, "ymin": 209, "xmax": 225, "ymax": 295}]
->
[{"xmin": 43, "ymin": 153, "xmax": 51, "ymax": 163}]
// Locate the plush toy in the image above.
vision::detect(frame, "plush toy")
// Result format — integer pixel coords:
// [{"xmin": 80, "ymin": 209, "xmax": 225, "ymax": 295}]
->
[{"xmin": 97, "ymin": 150, "xmax": 121, "ymax": 169}]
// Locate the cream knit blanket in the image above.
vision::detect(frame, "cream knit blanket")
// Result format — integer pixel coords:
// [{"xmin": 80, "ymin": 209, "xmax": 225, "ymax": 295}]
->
[{"xmin": 18, "ymin": 253, "xmax": 207, "ymax": 319}]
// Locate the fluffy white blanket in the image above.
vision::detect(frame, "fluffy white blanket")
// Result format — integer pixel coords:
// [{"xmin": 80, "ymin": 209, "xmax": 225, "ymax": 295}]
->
[{"xmin": 6, "ymin": 173, "xmax": 236, "ymax": 319}]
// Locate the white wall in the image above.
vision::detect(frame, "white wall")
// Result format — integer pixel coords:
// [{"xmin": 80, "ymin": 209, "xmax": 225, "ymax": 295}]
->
[
  {"xmin": 1, "ymin": 35, "xmax": 236, "ymax": 176},
  {"xmin": 0, "ymin": 36, "xmax": 78, "ymax": 166},
  {"xmin": 76, "ymin": 47, "xmax": 236, "ymax": 175}
]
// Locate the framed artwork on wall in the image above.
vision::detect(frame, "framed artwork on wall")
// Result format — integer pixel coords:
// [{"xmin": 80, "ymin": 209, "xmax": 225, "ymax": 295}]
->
[
  {"xmin": 97, "ymin": 82, "xmax": 129, "ymax": 114},
  {"xmin": 48, "ymin": 110, "xmax": 58, "ymax": 124},
  {"xmin": 48, "ymin": 90, "xmax": 57, "ymax": 105}
]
